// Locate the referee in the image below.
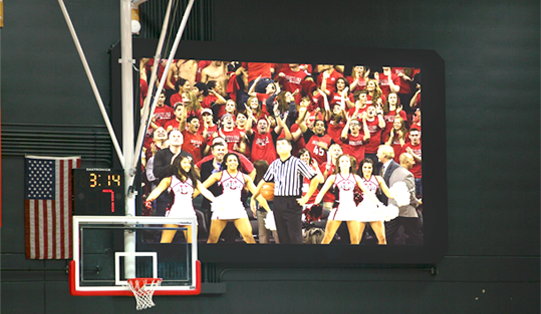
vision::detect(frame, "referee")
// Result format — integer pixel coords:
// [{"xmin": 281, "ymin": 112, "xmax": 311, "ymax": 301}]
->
[{"xmin": 251, "ymin": 139, "xmax": 321, "ymax": 244}]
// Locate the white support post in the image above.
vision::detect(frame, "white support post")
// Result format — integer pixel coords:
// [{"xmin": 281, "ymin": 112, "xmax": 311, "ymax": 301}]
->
[
  {"xmin": 130, "ymin": 0, "xmax": 196, "ymax": 187},
  {"xmin": 120, "ymin": 0, "xmax": 136, "ymax": 280}
]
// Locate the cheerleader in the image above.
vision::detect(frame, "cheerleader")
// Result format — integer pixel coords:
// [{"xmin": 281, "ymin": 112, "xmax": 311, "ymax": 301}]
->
[
  {"xmin": 202, "ymin": 153, "xmax": 269, "ymax": 244},
  {"xmin": 357, "ymin": 158, "xmax": 395, "ymax": 244},
  {"xmin": 298, "ymin": 149, "xmax": 324, "ymax": 220},
  {"xmin": 146, "ymin": 155, "xmax": 216, "ymax": 243},
  {"xmin": 314, "ymin": 155, "xmax": 382, "ymax": 244}
]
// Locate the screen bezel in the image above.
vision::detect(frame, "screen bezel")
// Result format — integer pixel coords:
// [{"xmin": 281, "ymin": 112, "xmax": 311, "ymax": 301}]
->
[{"xmin": 111, "ymin": 39, "xmax": 447, "ymax": 265}]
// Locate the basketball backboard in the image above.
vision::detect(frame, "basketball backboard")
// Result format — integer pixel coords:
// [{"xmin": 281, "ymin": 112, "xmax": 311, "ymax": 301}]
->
[{"xmin": 70, "ymin": 216, "xmax": 200, "ymax": 296}]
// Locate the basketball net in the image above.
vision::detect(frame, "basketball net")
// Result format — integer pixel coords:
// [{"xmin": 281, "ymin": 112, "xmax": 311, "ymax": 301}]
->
[{"xmin": 127, "ymin": 278, "xmax": 163, "ymax": 310}]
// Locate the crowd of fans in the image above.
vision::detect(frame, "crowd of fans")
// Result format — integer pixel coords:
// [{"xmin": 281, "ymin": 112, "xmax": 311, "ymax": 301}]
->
[{"xmin": 139, "ymin": 59, "xmax": 423, "ymax": 244}]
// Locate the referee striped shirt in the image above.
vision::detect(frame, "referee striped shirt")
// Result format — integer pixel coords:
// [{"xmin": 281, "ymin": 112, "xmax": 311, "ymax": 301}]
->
[{"xmin": 263, "ymin": 156, "xmax": 316, "ymax": 197}]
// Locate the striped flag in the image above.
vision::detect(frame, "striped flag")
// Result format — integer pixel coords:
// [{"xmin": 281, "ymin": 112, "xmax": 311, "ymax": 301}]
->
[{"xmin": 24, "ymin": 156, "xmax": 80, "ymax": 259}]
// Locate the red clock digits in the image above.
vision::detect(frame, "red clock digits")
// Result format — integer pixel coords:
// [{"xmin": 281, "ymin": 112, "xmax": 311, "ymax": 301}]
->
[{"xmin": 102, "ymin": 189, "xmax": 115, "ymax": 213}]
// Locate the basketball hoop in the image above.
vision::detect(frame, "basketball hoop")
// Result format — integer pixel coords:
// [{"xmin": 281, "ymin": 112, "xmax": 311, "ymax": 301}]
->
[{"xmin": 126, "ymin": 278, "xmax": 163, "ymax": 310}]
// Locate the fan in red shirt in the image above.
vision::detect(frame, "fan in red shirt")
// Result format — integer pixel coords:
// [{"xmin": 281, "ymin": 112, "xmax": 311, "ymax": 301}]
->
[
  {"xmin": 340, "ymin": 114, "xmax": 370, "ymax": 169},
  {"xmin": 381, "ymin": 92, "xmax": 408, "ymax": 140},
  {"xmin": 151, "ymin": 91, "xmax": 174, "ymax": 129},
  {"xmin": 218, "ymin": 113, "xmax": 247, "ymax": 157},
  {"xmin": 301, "ymin": 119, "xmax": 334, "ymax": 166},
  {"xmin": 346, "ymin": 65, "xmax": 370, "ymax": 93},
  {"xmin": 363, "ymin": 105, "xmax": 387, "ymax": 162},
  {"xmin": 316, "ymin": 65, "xmax": 344, "ymax": 95},
  {"xmin": 347, "ymin": 90, "xmax": 370, "ymax": 121},
  {"xmin": 164, "ymin": 102, "xmax": 186, "ymax": 133},
  {"xmin": 199, "ymin": 108, "xmax": 218, "ymax": 146},
  {"xmin": 201, "ymin": 80, "xmax": 227, "ymax": 112},
  {"xmin": 399, "ymin": 127, "xmax": 422, "ymax": 196},
  {"xmin": 376, "ymin": 67, "xmax": 401, "ymax": 99},
  {"xmin": 322, "ymin": 77, "xmax": 354, "ymax": 109},
  {"xmin": 365, "ymin": 78, "xmax": 385, "ymax": 107},
  {"xmin": 245, "ymin": 114, "xmax": 286, "ymax": 166},
  {"xmin": 181, "ymin": 116, "xmax": 206, "ymax": 164},
  {"xmin": 276, "ymin": 63, "xmax": 308, "ymax": 103},
  {"xmin": 241, "ymin": 62, "xmax": 276, "ymax": 84}
]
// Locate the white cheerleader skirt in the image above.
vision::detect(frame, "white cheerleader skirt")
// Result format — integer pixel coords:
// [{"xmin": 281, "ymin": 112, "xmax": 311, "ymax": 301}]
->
[
  {"xmin": 357, "ymin": 200, "xmax": 399, "ymax": 222},
  {"xmin": 328, "ymin": 200, "xmax": 359, "ymax": 221},
  {"xmin": 166, "ymin": 204, "xmax": 198, "ymax": 225},
  {"xmin": 211, "ymin": 195, "xmax": 249, "ymax": 220}
]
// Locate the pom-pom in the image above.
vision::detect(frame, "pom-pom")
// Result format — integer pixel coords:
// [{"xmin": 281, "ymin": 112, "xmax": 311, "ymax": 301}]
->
[
  {"xmin": 264, "ymin": 211, "xmax": 277, "ymax": 231},
  {"xmin": 353, "ymin": 185, "xmax": 364, "ymax": 206},
  {"xmin": 303, "ymin": 204, "xmax": 323, "ymax": 222},
  {"xmin": 382, "ymin": 204, "xmax": 399, "ymax": 221},
  {"xmin": 142, "ymin": 200, "xmax": 153, "ymax": 216},
  {"xmin": 390, "ymin": 181, "xmax": 410, "ymax": 207}
]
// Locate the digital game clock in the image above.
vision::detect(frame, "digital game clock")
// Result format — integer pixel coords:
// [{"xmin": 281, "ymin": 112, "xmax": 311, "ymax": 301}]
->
[{"xmin": 73, "ymin": 168, "xmax": 125, "ymax": 216}]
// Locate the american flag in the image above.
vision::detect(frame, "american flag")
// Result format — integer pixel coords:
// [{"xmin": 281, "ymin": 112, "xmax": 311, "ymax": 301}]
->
[{"xmin": 25, "ymin": 156, "xmax": 80, "ymax": 259}]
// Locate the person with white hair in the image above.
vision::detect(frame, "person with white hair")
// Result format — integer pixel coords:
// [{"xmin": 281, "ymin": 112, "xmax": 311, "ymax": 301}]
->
[{"xmin": 376, "ymin": 145, "xmax": 422, "ymax": 245}]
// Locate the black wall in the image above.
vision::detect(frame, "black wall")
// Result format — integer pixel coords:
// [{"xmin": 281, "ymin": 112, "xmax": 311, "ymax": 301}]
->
[{"xmin": 2, "ymin": 1, "xmax": 539, "ymax": 313}]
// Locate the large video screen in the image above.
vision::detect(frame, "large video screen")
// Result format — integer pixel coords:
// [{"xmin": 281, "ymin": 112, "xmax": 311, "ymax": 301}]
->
[{"xmin": 111, "ymin": 40, "xmax": 447, "ymax": 264}]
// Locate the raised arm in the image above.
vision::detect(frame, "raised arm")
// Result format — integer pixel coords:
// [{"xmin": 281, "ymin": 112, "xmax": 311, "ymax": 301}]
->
[
  {"xmin": 201, "ymin": 172, "xmax": 221, "ymax": 189},
  {"xmin": 314, "ymin": 175, "xmax": 336, "ymax": 204},
  {"xmin": 375, "ymin": 175, "xmax": 393, "ymax": 199},
  {"xmin": 341, "ymin": 113, "xmax": 353, "ymax": 141},
  {"xmin": 195, "ymin": 180, "xmax": 216, "ymax": 202},
  {"xmin": 247, "ymin": 75, "xmax": 261, "ymax": 97},
  {"xmin": 250, "ymin": 180, "xmax": 266, "ymax": 213},
  {"xmin": 146, "ymin": 177, "xmax": 172, "ymax": 202},
  {"xmin": 362, "ymin": 115, "xmax": 371, "ymax": 141},
  {"xmin": 275, "ymin": 112, "xmax": 291, "ymax": 140}
]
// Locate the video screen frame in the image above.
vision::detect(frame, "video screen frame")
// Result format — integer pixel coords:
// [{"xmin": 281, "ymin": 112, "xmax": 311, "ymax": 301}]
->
[{"xmin": 111, "ymin": 39, "xmax": 447, "ymax": 264}]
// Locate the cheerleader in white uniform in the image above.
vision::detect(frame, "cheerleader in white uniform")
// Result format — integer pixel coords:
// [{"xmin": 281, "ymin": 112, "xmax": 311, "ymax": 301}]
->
[
  {"xmin": 202, "ymin": 153, "xmax": 269, "ymax": 244},
  {"xmin": 314, "ymin": 155, "xmax": 383, "ymax": 244},
  {"xmin": 146, "ymin": 155, "xmax": 216, "ymax": 243},
  {"xmin": 358, "ymin": 158, "xmax": 394, "ymax": 244}
]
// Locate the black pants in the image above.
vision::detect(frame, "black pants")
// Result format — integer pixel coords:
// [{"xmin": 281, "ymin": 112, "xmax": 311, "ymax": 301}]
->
[
  {"xmin": 385, "ymin": 216, "xmax": 423, "ymax": 245},
  {"xmin": 273, "ymin": 196, "xmax": 303, "ymax": 244}
]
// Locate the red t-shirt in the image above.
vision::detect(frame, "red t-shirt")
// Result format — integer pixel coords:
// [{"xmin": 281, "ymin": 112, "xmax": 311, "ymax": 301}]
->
[
  {"xmin": 242, "ymin": 62, "xmax": 275, "ymax": 83},
  {"xmin": 277, "ymin": 66, "xmax": 308, "ymax": 94},
  {"xmin": 327, "ymin": 120, "xmax": 345, "ymax": 143},
  {"xmin": 364, "ymin": 116, "xmax": 384, "ymax": 154},
  {"xmin": 378, "ymin": 72, "xmax": 400, "ymax": 98},
  {"xmin": 346, "ymin": 76, "xmax": 367, "ymax": 93},
  {"xmin": 169, "ymin": 93, "xmax": 183, "ymax": 108},
  {"xmin": 280, "ymin": 123, "xmax": 305, "ymax": 157},
  {"xmin": 200, "ymin": 124, "xmax": 219, "ymax": 143},
  {"xmin": 382, "ymin": 109, "xmax": 408, "ymax": 140},
  {"xmin": 400, "ymin": 142, "xmax": 422, "ymax": 178},
  {"xmin": 163, "ymin": 119, "xmax": 183, "ymax": 132},
  {"xmin": 201, "ymin": 94, "xmax": 218, "ymax": 109},
  {"xmin": 316, "ymin": 69, "xmax": 343, "ymax": 94},
  {"xmin": 329, "ymin": 91, "xmax": 354, "ymax": 106},
  {"xmin": 181, "ymin": 130, "xmax": 206, "ymax": 164},
  {"xmin": 221, "ymin": 128, "xmax": 244, "ymax": 153},
  {"xmin": 342, "ymin": 133, "xmax": 367, "ymax": 167},
  {"xmin": 250, "ymin": 131, "xmax": 277, "ymax": 166},
  {"xmin": 304, "ymin": 133, "xmax": 333, "ymax": 166},
  {"xmin": 153, "ymin": 106, "xmax": 175, "ymax": 127},
  {"xmin": 347, "ymin": 106, "xmax": 369, "ymax": 120}
]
